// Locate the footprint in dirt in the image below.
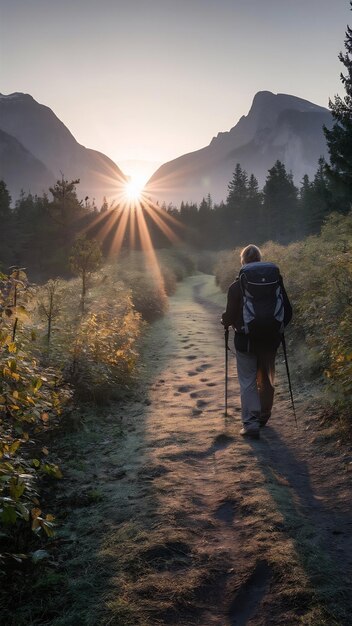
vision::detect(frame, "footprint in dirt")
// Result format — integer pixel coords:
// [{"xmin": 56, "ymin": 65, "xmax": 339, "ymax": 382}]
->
[
  {"xmin": 213, "ymin": 433, "xmax": 235, "ymax": 450},
  {"xmin": 187, "ymin": 371, "xmax": 198, "ymax": 377},
  {"xmin": 190, "ymin": 392, "xmax": 211, "ymax": 407},
  {"xmin": 178, "ymin": 385, "xmax": 195, "ymax": 393},
  {"xmin": 206, "ymin": 382, "xmax": 217, "ymax": 387},
  {"xmin": 186, "ymin": 355, "xmax": 197, "ymax": 361},
  {"xmin": 196, "ymin": 363, "xmax": 212, "ymax": 372},
  {"xmin": 196, "ymin": 399, "xmax": 209, "ymax": 408},
  {"xmin": 214, "ymin": 499, "xmax": 236, "ymax": 526}
]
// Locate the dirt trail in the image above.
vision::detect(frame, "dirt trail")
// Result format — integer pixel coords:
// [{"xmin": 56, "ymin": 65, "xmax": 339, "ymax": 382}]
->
[{"xmin": 53, "ymin": 274, "xmax": 352, "ymax": 626}]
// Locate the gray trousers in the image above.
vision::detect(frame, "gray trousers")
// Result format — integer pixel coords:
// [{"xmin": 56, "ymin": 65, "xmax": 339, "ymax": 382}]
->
[{"xmin": 235, "ymin": 349, "xmax": 276, "ymax": 431}]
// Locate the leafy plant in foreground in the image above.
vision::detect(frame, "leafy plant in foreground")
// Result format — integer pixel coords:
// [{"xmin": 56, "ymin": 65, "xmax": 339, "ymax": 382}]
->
[{"xmin": 0, "ymin": 270, "xmax": 70, "ymax": 566}]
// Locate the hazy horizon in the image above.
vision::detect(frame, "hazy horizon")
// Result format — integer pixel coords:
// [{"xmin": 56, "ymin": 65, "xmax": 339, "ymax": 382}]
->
[{"xmin": 1, "ymin": 0, "xmax": 351, "ymax": 181}]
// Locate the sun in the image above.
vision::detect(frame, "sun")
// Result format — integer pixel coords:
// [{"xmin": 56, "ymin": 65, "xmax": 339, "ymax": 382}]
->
[
  {"xmin": 81, "ymin": 164, "xmax": 184, "ymax": 260},
  {"xmin": 123, "ymin": 175, "xmax": 145, "ymax": 203}
]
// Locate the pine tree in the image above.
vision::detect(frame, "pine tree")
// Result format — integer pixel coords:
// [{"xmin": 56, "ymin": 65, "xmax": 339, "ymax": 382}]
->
[
  {"xmin": 199, "ymin": 197, "xmax": 210, "ymax": 214},
  {"xmin": 310, "ymin": 158, "xmax": 332, "ymax": 231},
  {"xmin": 198, "ymin": 195, "xmax": 213, "ymax": 247},
  {"xmin": 324, "ymin": 2, "xmax": 352, "ymax": 208},
  {"xmin": 299, "ymin": 174, "xmax": 313, "ymax": 236},
  {"xmin": 0, "ymin": 180, "xmax": 11, "ymax": 218},
  {"xmin": 226, "ymin": 164, "xmax": 249, "ymax": 244},
  {"xmin": 14, "ymin": 192, "xmax": 58, "ymax": 278},
  {"xmin": 246, "ymin": 174, "xmax": 264, "ymax": 242},
  {"xmin": 226, "ymin": 163, "xmax": 248, "ymax": 210},
  {"xmin": 0, "ymin": 180, "xmax": 12, "ymax": 268},
  {"xmin": 263, "ymin": 160, "xmax": 298, "ymax": 242},
  {"xmin": 206, "ymin": 193, "xmax": 213, "ymax": 211},
  {"xmin": 48, "ymin": 176, "xmax": 88, "ymax": 258}
]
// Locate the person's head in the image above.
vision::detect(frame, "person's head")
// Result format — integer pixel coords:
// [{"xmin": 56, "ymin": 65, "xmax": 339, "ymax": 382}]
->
[{"xmin": 240, "ymin": 244, "xmax": 262, "ymax": 266}]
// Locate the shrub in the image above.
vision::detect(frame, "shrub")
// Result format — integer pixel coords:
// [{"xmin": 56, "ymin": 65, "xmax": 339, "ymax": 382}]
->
[
  {"xmin": 194, "ymin": 250, "xmax": 219, "ymax": 274},
  {"xmin": 214, "ymin": 247, "xmax": 241, "ymax": 292},
  {"xmin": 160, "ymin": 266, "xmax": 177, "ymax": 296},
  {"xmin": 0, "ymin": 270, "xmax": 70, "ymax": 565},
  {"xmin": 156, "ymin": 248, "xmax": 195, "ymax": 282},
  {"xmin": 36, "ymin": 274, "xmax": 143, "ymax": 402},
  {"xmin": 126, "ymin": 272, "xmax": 168, "ymax": 322}
]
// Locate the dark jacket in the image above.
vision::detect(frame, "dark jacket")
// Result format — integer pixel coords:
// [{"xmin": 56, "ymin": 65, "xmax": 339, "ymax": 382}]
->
[{"xmin": 221, "ymin": 273, "xmax": 292, "ymax": 353}]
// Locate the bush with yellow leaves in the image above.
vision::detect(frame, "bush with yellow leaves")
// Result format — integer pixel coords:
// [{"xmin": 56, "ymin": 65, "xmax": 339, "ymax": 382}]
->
[{"xmin": 0, "ymin": 269, "xmax": 71, "ymax": 567}]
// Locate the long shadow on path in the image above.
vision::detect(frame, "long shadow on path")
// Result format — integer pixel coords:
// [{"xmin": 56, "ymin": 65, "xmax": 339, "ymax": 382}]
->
[{"xmin": 243, "ymin": 427, "xmax": 352, "ymax": 625}]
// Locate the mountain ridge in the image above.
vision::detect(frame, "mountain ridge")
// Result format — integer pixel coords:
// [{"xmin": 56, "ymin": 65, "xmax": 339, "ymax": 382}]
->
[
  {"xmin": 0, "ymin": 92, "xmax": 127, "ymax": 203},
  {"xmin": 0, "ymin": 90, "xmax": 333, "ymax": 206},
  {"xmin": 146, "ymin": 91, "xmax": 333, "ymax": 205}
]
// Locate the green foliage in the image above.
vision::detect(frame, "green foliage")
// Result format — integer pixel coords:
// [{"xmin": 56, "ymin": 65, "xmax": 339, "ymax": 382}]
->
[
  {"xmin": 227, "ymin": 163, "xmax": 249, "ymax": 207},
  {"xmin": 324, "ymin": 5, "xmax": 352, "ymax": 206},
  {"xmin": 119, "ymin": 270, "xmax": 168, "ymax": 323},
  {"xmin": 263, "ymin": 160, "xmax": 298, "ymax": 242},
  {"xmin": 156, "ymin": 247, "xmax": 196, "ymax": 282},
  {"xmin": 0, "ymin": 270, "xmax": 70, "ymax": 565},
  {"xmin": 69, "ymin": 235, "xmax": 102, "ymax": 278},
  {"xmin": 32, "ymin": 247, "xmax": 195, "ymax": 404},
  {"xmin": 113, "ymin": 248, "xmax": 196, "ymax": 312},
  {"xmin": 36, "ymin": 273, "xmax": 143, "ymax": 402},
  {"xmin": 37, "ymin": 278, "xmax": 61, "ymax": 346},
  {"xmin": 0, "ymin": 179, "xmax": 11, "ymax": 218}
]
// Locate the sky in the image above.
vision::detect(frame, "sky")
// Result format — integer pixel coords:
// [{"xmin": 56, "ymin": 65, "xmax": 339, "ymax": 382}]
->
[{"xmin": 0, "ymin": 0, "xmax": 351, "ymax": 181}]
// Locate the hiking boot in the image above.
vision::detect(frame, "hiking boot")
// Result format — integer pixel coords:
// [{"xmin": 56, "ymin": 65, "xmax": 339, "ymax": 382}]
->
[{"xmin": 240, "ymin": 428, "xmax": 260, "ymax": 440}]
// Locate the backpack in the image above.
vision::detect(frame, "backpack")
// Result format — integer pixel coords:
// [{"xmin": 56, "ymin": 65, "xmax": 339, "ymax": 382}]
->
[{"xmin": 239, "ymin": 261, "xmax": 284, "ymax": 341}]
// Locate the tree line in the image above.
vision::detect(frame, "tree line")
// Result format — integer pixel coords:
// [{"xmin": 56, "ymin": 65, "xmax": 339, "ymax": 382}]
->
[
  {"xmin": 164, "ymin": 155, "xmax": 344, "ymax": 249},
  {"xmin": 2, "ymin": 1, "xmax": 352, "ymax": 275},
  {"xmin": 0, "ymin": 151, "xmax": 348, "ymax": 281}
]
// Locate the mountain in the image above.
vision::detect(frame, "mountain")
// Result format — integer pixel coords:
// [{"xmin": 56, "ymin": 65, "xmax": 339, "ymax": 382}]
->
[
  {"xmin": 0, "ymin": 128, "xmax": 55, "ymax": 199},
  {"xmin": 146, "ymin": 91, "xmax": 333, "ymax": 205},
  {"xmin": 0, "ymin": 93, "xmax": 127, "ymax": 202}
]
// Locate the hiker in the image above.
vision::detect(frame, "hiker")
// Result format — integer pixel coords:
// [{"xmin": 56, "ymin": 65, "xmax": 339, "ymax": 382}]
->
[{"xmin": 221, "ymin": 244, "xmax": 292, "ymax": 439}]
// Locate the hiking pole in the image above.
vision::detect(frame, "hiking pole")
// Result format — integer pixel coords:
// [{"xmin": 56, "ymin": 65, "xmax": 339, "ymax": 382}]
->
[
  {"xmin": 224, "ymin": 326, "xmax": 229, "ymax": 416},
  {"xmin": 281, "ymin": 334, "xmax": 297, "ymax": 426}
]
